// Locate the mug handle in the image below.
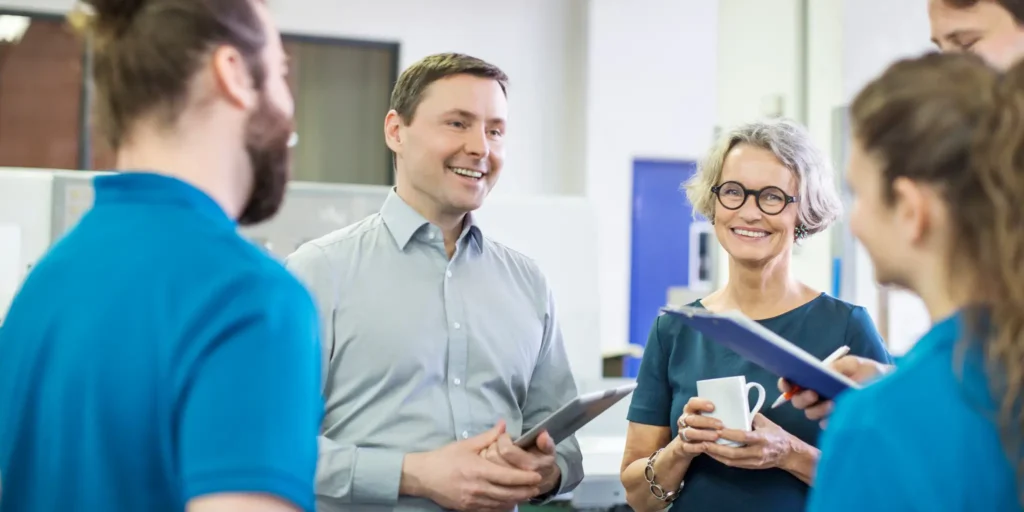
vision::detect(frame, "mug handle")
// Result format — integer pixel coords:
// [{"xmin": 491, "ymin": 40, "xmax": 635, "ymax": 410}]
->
[{"xmin": 746, "ymin": 382, "xmax": 766, "ymax": 417}]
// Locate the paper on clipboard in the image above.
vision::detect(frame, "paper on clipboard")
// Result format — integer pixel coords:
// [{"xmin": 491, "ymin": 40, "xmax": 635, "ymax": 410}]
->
[
  {"xmin": 659, "ymin": 305, "xmax": 861, "ymax": 400},
  {"xmin": 0, "ymin": 224, "xmax": 22, "ymax": 321}
]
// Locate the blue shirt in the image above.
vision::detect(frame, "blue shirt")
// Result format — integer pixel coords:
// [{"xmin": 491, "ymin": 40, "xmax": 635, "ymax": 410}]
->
[
  {"xmin": 284, "ymin": 189, "xmax": 583, "ymax": 511},
  {"xmin": 808, "ymin": 310, "xmax": 1020, "ymax": 512},
  {"xmin": 627, "ymin": 293, "xmax": 892, "ymax": 512},
  {"xmin": 0, "ymin": 173, "xmax": 323, "ymax": 512}
]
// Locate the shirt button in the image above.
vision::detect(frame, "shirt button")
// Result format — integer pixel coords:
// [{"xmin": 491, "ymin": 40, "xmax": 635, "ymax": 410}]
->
[
  {"xmin": 446, "ymin": 270, "xmax": 452, "ymax": 278},
  {"xmin": 462, "ymin": 431, "xmax": 469, "ymax": 439},
  {"xmin": 453, "ymin": 322, "xmax": 461, "ymax": 329},
  {"xmin": 428, "ymin": 232, "xmax": 435, "ymax": 240},
  {"xmin": 453, "ymin": 377, "xmax": 461, "ymax": 386}
]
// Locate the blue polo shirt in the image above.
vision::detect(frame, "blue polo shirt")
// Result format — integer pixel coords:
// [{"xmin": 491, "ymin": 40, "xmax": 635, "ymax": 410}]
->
[
  {"xmin": 627, "ymin": 294, "xmax": 892, "ymax": 512},
  {"xmin": 808, "ymin": 310, "xmax": 1019, "ymax": 511},
  {"xmin": 0, "ymin": 173, "xmax": 322, "ymax": 512}
]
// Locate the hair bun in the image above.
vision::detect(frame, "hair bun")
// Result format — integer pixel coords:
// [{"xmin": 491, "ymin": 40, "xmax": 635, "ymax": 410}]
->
[{"xmin": 68, "ymin": 0, "xmax": 145, "ymax": 41}]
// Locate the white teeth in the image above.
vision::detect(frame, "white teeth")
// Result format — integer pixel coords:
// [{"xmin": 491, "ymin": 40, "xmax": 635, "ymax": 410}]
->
[
  {"xmin": 450, "ymin": 167, "xmax": 483, "ymax": 179},
  {"xmin": 733, "ymin": 228, "xmax": 768, "ymax": 238}
]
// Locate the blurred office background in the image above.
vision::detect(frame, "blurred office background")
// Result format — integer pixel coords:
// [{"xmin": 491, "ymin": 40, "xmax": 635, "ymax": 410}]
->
[
  {"xmin": 0, "ymin": 2, "xmax": 940, "ymax": 509},
  {"xmin": 0, "ymin": 0, "xmax": 934, "ymax": 371}
]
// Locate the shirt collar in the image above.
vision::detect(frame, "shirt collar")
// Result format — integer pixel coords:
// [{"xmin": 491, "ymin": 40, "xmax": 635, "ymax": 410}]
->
[
  {"xmin": 92, "ymin": 172, "xmax": 235, "ymax": 228},
  {"xmin": 380, "ymin": 188, "xmax": 482, "ymax": 251}
]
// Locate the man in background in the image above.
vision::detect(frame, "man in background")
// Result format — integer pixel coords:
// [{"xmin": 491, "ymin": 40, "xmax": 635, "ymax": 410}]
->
[
  {"xmin": 0, "ymin": 1, "xmax": 321, "ymax": 511},
  {"xmin": 929, "ymin": 0, "xmax": 1024, "ymax": 70},
  {"xmin": 285, "ymin": 52, "xmax": 584, "ymax": 511},
  {"xmin": 786, "ymin": 0, "xmax": 1024, "ymax": 425}
]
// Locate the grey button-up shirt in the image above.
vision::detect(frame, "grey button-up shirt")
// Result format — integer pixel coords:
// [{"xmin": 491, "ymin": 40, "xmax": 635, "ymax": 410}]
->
[{"xmin": 284, "ymin": 189, "xmax": 584, "ymax": 511}]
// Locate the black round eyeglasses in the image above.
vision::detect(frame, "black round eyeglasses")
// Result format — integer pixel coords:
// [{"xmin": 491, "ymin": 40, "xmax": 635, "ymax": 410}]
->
[{"xmin": 710, "ymin": 181, "xmax": 799, "ymax": 216}]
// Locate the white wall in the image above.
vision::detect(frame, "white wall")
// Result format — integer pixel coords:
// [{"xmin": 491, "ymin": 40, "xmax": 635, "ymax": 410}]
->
[
  {"xmin": 586, "ymin": 0, "xmax": 719, "ymax": 350},
  {"xmin": 841, "ymin": 0, "xmax": 933, "ymax": 99},
  {"xmin": 0, "ymin": 0, "xmax": 67, "ymax": 13},
  {"xmin": 714, "ymin": 0, "xmax": 836, "ymax": 295},
  {"xmin": 1, "ymin": 0, "xmax": 589, "ymax": 198},
  {"xmin": 841, "ymin": 0, "xmax": 933, "ymax": 354},
  {"xmin": 3, "ymin": 0, "xmax": 722, "ymax": 355},
  {"xmin": 269, "ymin": 0, "xmax": 588, "ymax": 199},
  {"xmin": 714, "ymin": 0, "xmax": 935, "ymax": 354}
]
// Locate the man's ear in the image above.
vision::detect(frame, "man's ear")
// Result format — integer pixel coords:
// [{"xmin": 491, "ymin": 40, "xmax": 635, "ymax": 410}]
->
[
  {"xmin": 891, "ymin": 176, "xmax": 930, "ymax": 245},
  {"xmin": 210, "ymin": 45, "xmax": 257, "ymax": 111},
  {"xmin": 384, "ymin": 110, "xmax": 404, "ymax": 154}
]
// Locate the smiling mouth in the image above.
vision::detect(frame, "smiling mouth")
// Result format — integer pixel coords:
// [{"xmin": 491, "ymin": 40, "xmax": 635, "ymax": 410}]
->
[
  {"xmin": 731, "ymin": 228, "xmax": 770, "ymax": 239},
  {"xmin": 449, "ymin": 166, "xmax": 484, "ymax": 179}
]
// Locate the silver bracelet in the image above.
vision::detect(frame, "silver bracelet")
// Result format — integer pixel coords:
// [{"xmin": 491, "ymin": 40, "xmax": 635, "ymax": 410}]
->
[{"xmin": 644, "ymin": 448, "xmax": 684, "ymax": 502}]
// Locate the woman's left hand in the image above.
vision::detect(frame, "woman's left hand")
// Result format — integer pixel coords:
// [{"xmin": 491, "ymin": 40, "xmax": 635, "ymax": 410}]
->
[{"xmin": 702, "ymin": 413, "xmax": 798, "ymax": 470}]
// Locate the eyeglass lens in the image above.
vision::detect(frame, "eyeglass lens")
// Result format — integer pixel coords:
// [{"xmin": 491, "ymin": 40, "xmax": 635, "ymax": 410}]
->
[{"xmin": 717, "ymin": 181, "xmax": 788, "ymax": 215}]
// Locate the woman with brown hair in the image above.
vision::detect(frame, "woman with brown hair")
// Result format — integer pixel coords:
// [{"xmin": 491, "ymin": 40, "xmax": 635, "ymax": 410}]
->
[{"xmin": 807, "ymin": 51, "xmax": 1024, "ymax": 511}]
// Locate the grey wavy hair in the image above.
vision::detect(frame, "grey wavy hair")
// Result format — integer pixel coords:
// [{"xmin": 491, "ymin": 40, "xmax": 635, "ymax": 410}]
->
[{"xmin": 684, "ymin": 118, "xmax": 842, "ymax": 237}]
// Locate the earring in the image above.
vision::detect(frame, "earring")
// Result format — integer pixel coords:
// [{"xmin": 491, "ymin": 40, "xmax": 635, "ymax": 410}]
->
[{"xmin": 794, "ymin": 224, "xmax": 808, "ymax": 240}]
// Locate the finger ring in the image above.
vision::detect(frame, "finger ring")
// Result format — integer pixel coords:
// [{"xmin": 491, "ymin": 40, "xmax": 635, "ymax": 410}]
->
[
  {"xmin": 681, "ymin": 414, "xmax": 691, "ymax": 427},
  {"xmin": 680, "ymin": 428, "xmax": 690, "ymax": 442}
]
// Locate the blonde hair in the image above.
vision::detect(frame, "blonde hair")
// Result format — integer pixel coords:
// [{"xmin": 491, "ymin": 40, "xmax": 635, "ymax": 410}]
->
[{"xmin": 684, "ymin": 118, "xmax": 842, "ymax": 236}]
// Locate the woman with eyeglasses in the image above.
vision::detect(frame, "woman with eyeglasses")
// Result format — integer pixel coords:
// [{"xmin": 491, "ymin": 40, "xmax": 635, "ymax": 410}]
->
[{"xmin": 618, "ymin": 119, "xmax": 892, "ymax": 512}]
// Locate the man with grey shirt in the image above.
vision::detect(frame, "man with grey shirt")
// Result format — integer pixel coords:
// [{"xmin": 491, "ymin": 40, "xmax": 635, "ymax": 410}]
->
[{"xmin": 285, "ymin": 53, "xmax": 584, "ymax": 512}]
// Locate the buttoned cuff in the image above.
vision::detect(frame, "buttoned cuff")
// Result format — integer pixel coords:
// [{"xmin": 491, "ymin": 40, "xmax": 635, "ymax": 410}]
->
[
  {"xmin": 530, "ymin": 455, "xmax": 570, "ymax": 504},
  {"xmin": 352, "ymin": 448, "xmax": 405, "ymax": 505}
]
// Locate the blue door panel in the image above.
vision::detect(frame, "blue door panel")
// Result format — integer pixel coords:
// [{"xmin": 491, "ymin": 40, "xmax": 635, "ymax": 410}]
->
[{"xmin": 626, "ymin": 159, "xmax": 698, "ymax": 377}]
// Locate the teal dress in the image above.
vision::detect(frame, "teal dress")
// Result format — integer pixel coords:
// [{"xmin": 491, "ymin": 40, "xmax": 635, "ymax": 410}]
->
[
  {"xmin": 808, "ymin": 310, "xmax": 1020, "ymax": 511},
  {"xmin": 627, "ymin": 293, "xmax": 892, "ymax": 512}
]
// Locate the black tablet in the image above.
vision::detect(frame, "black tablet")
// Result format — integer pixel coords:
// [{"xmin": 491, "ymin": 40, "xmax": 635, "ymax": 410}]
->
[{"xmin": 514, "ymin": 383, "xmax": 638, "ymax": 449}]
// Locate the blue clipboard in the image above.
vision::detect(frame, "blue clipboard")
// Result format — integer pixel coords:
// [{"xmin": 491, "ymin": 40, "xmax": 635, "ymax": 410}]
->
[{"xmin": 659, "ymin": 305, "xmax": 861, "ymax": 400}]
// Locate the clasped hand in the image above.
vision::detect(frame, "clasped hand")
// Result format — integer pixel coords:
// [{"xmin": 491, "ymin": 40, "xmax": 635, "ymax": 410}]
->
[
  {"xmin": 412, "ymin": 420, "xmax": 555, "ymax": 512},
  {"xmin": 676, "ymin": 397, "xmax": 793, "ymax": 470},
  {"xmin": 479, "ymin": 425, "xmax": 560, "ymax": 495}
]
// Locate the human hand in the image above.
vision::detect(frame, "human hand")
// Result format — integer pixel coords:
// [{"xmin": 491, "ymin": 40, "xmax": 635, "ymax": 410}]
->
[
  {"xmin": 480, "ymin": 429, "xmax": 560, "ymax": 497},
  {"xmin": 702, "ymin": 413, "xmax": 797, "ymax": 470},
  {"xmin": 673, "ymin": 397, "xmax": 722, "ymax": 459},
  {"xmin": 402, "ymin": 421, "xmax": 544, "ymax": 512},
  {"xmin": 777, "ymin": 355, "xmax": 890, "ymax": 428}
]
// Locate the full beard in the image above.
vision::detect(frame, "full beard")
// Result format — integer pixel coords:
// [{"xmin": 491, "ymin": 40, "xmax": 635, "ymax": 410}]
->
[{"xmin": 237, "ymin": 93, "xmax": 295, "ymax": 226}]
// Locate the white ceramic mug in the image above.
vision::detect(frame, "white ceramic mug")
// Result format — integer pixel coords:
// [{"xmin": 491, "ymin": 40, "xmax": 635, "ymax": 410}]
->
[{"xmin": 695, "ymin": 375, "xmax": 766, "ymax": 447}]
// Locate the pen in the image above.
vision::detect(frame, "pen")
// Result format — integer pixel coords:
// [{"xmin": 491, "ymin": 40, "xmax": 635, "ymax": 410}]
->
[{"xmin": 770, "ymin": 345, "xmax": 851, "ymax": 409}]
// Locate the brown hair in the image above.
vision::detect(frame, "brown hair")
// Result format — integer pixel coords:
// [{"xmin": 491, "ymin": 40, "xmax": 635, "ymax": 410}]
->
[
  {"xmin": 389, "ymin": 53, "xmax": 508, "ymax": 124},
  {"xmin": 944, "ymin": 0, "xmax": 1024, "ymax": 24},
  {"xmin": 852, "ymin": 51, "xmax": 1024, "ymax": 500},
  {"xmin": 67, "ymin": 0, "xmax": 267, "ymax": 150}
]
